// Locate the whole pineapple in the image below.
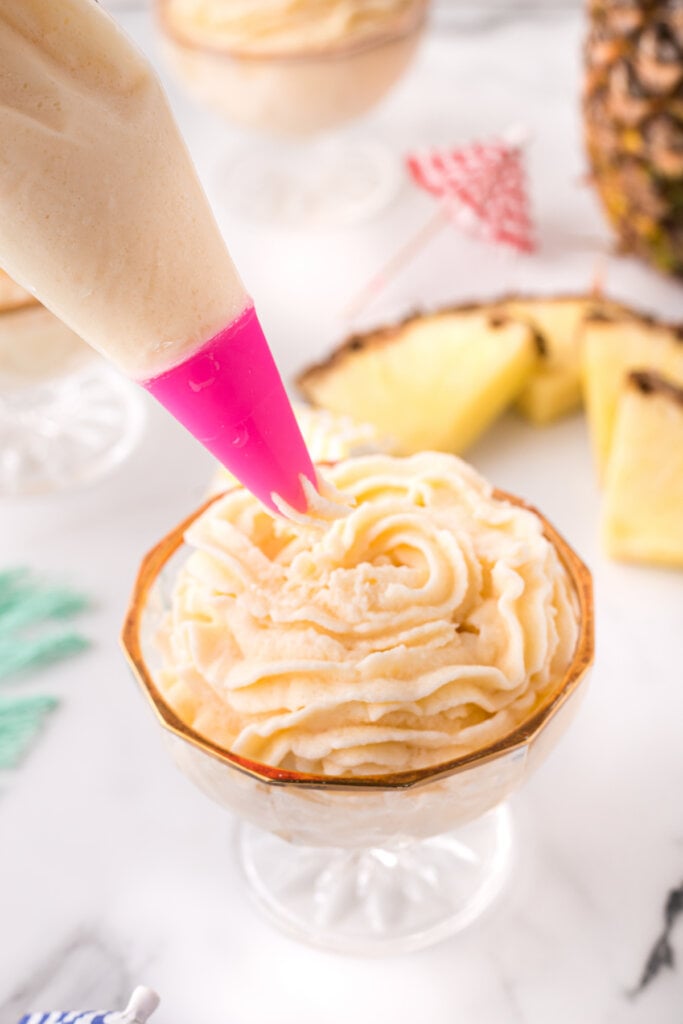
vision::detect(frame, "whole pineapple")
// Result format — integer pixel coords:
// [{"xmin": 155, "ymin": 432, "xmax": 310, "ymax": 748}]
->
[{"xmin": 584, "ymin": 0, "xmax": 683, "ymax": 276}]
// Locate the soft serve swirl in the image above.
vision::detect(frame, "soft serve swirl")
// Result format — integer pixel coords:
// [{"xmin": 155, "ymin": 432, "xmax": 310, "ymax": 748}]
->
[
  {"xmin": 158, "ymin": 453, "xmax": 579, "ymax": 777},
  {"xmin": 164, "ymin": 0, "xmax": 424, "ymax": 55}
]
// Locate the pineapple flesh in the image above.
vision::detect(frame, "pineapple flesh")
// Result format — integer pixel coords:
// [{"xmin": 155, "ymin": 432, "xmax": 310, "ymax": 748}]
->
[
  {"xmin": 496, "ymin": 295, "xmax": 620, "ymax": 424},
  {"xmin": 584, "ymin": 0, "xmax": 683, "ymax": 276},
  {"xmin": 581, "ymin": 308, "xmax": 683, "ymax": 477},
  {"xmin": 297, "ymin": 308, "xmax": 537, "ymax": 455},
  {"xmin": 603, "ymin": 370, "xmax": 683, "ymax": 565}
]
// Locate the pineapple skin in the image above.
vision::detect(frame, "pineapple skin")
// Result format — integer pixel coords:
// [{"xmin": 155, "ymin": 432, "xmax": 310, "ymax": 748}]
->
[
  {"xmin": 581, "ymin": 309, "xmax": 683, "ymax": 478},
  {"xmin": 603, "ymin": 371, "xmax": 683, "ymax": 566},
  {"xmin": 297, "ymin": 306, "xmax": 537, "ymax": 455},
  {"xmin": 584, "ymin": 0, "xmax": 683, "ymax": 277}
]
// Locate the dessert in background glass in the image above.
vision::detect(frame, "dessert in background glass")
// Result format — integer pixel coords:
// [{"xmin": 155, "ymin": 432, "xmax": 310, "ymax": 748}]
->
[
  {"xmin": 0, "ymin": 272, "xmax": 144, "ymax": 496},
  {"xmin": 122, "ymin": 453, "xmax": 593, "ymax": 953},
  {"xmin": 156, "ymin": 0, "xmax": 429, "ymax": 226}
]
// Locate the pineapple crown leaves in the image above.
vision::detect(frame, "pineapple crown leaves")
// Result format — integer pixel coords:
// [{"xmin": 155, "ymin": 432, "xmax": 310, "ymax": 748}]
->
[
  {"xmin": 0, "ymin": 568, "xmax": 90, "ymax": 682},
  {"xmin": 0, "ymin": 695, "xmax": 59, "ymax": 770}
]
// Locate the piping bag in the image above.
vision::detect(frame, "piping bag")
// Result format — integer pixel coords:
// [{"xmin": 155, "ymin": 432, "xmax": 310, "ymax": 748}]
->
[{"xmin": 0, "ymin": 0, "xmax": 316, "ymax": 512}]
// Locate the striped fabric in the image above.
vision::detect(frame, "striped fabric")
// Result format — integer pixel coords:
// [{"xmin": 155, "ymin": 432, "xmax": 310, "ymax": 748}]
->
[
  {"xmin": 19, "ymin": 1014, "xmax": 120, "ymax": 1024},
  {"xmin": 18, "ymin": 986, "xmax": 160, "ymax": 1024}
]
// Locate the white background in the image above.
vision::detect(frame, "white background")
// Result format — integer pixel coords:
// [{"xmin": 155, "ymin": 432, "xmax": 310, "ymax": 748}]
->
[{"xmin": 1, "ymin": 5, "xmax": 683, "ymax": 1024}]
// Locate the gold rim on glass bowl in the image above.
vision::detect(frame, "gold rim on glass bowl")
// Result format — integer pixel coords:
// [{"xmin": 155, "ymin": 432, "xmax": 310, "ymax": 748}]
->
[{"xmin": 121, "ymin": 487, "xmax": 594, "ymax": 792}]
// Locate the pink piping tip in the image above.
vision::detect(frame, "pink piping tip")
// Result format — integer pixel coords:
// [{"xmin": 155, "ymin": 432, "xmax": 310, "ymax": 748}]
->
[{"xmin": 141, "ymin": 307, "xmax": 316, "ymax": 512}]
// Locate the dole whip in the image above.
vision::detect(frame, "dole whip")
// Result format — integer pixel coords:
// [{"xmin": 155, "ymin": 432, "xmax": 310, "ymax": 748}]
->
[
  {"xmin": 157, "ymin": 453, "xmax": 580, "ymax": 777},
  {"xmin": 164, "ymin": 0, "xmax": 424, "ymax": 54},
  {"xmin": 0, "ymin": 0, "xmax": 315, "ymax": 511}
]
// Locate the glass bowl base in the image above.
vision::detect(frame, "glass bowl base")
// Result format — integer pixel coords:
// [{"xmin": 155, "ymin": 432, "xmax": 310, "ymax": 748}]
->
[
  {"xmin": 0, "ymin": 361, "xmax": 145, "ymax": 497},
  {"xmin": 221, "ymin": 138, "xmax": 401, "ymax": 229},
  {"xmin": 238, "ymin": 804, "xmax": 513, "ymax": 955}
]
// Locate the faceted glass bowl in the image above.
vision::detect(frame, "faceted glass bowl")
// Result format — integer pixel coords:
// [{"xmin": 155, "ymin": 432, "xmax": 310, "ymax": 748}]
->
[
  {"xmin": 0, "ymin": 297, "xmax": 144, "ymax": 496},
  {"xmin": 122, "ymin": 490, "xmax": 593, "ymax": 954}
]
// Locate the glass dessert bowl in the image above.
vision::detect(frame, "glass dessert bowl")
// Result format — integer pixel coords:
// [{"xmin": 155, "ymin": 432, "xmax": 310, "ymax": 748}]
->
[
  {"xmin": 157, "ymin": 0, "xmax": 428, "ymax": 137},
  {"xmin": 0, "ymin": 274, "xmax": 144, "ymax": 497},
  {"xmin": 156, "ymin": 0, "xmax": 429, "ymax": 225},
  {"xmin": 122, "ymin": 462, "xmax": 593, "ymax": 955}
]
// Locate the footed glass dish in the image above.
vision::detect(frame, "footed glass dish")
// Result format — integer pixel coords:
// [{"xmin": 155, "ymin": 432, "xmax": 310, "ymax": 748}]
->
[
  {"xmin": 0, "ymin": 357, "xmax": 144, "ymax": 497},
  {"xmin": 122, "ymin": 492, "xmax": 593, "ymax": 955},
  {"xmin": 157, "ymin": 1, "xmax": 428, "ymax": 227}
]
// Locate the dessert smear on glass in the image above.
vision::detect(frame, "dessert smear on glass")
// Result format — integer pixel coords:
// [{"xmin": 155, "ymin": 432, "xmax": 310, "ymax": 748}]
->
[{"xmin": 157, "ymin": 452, "xmax": 580, "ymax": 777}]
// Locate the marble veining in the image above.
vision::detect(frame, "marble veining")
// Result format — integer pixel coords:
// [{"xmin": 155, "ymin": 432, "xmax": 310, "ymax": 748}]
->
[
  {"xmin": 0, "ymin": 932, "xmax": 133, "ymax": 1024},
  {"xmin": 633, "ymin": 881, "xmax": 683, "ymax": 996}
]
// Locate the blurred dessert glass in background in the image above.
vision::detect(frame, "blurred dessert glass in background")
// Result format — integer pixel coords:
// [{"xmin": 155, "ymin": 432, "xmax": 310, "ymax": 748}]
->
[
  {"xmin": 159, "ymin": 0, "xmax": 428, "ymax": 135},
  {"xmin": 156, "ymin": 0, "xmax": 429, "ymax": 224},
  {"xmin": 0, "ymin": 270, "xmax": 144, "ymax": 496}
]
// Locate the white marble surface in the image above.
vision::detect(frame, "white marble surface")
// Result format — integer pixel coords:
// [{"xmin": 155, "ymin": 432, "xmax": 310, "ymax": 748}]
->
[{"xmin": 1, "ymin": 6, "xmax": 683, "ymax": 1024}]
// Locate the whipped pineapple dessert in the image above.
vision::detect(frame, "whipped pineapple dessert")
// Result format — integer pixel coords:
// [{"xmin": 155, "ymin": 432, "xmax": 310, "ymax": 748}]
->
[
  {"xmin": 158, "ymin": 453, "xmax": 579, "ymax": 778},
  {"xmin": 159, "ymin": 0, "xmax": 427, "ymax": 135},
  {"xmin": 164, "ymin": 0, "xmax": 423, "ymax": 53}
]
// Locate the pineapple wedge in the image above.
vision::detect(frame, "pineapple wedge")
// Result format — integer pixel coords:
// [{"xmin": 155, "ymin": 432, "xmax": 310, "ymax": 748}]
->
[
  {"xmin": 297, "ymin": 307, "xmax": 537, "ymax": 455},
  {"xmin": 496, "ymin": 295, "xmax": 621, "ymax": 425},
  {"xmin": 582, "ymin": 310, "xmax": 683, "ymax": 478},
  {"xmin": 603, "ymin": 371, "xmax": 683, "ymax": 567}
]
